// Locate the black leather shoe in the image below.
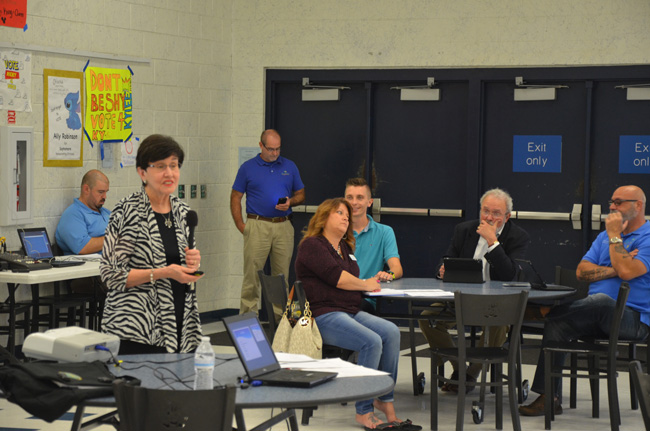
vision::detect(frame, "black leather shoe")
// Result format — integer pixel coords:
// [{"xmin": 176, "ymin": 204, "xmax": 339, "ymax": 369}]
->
[{"xmin": 518, "ymin": 394, "xmax": 563, "ymax": 416}]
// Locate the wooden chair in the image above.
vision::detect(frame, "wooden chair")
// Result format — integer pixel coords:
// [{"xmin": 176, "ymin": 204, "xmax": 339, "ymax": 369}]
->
[
  {"xmin": 113, "ymin": 379, "xmax": 236, "ymax": 431},
  {"xmin": 543, "ymin": 282, "xmax": 630, "ymax": 431},
  {"xmin": 430, "ymin": 290, "xmax": 529, "ymax": 431}
]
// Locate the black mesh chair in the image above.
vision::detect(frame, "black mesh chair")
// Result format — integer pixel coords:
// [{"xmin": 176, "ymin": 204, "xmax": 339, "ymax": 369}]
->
[
  {"xmin": 543, "ymin": 282, "xmax": 630, "ymax": 431},
  {"xmin": 629, "ymin": 360, "xmax": 650, "ymax": 431},
  {"xmin": 430, "ymin": 290, "xmax": 529, "ymax": 431},
  {"xmin": 257, "ymin": 270, "xmax": 289, "ymax": 337},
  {"xmin": 113, "ymin": 379, "xmax": 236, "ymax": 431},
  {"xmin": 1, "ymin": 285, "xmax": 30, "ymax": 355}
]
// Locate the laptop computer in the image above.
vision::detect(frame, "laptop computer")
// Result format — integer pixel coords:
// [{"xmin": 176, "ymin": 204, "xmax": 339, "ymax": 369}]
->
[
  {"xmin": 17, "ymin": 228, "xmax": 85, "ymax": 267},
  {"xmin": 442, "ymin": 257, "xmax": 485, "ymax": 283},
  {"xmin": 222, "ymin": 312, "xmax": 338, "ymax": 388},
  {"xmin": 515, "ymin": 259, "xmax": 576, "ymax": 291}
]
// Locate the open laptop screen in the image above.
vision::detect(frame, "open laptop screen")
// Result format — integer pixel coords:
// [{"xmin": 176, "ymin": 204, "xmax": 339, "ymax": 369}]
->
[
  {"xmin": 223, "ymin": 313, "xmax": 280, "ymax": 377},
  {"xmin": 17, "ymin": 228, "xmax": 55, "ymax": 260}
]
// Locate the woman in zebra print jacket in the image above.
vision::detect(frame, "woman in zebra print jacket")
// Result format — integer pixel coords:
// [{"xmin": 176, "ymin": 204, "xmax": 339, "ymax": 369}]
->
[{"xmin": 100, "ymin": 135, "xmax": 204, "ymax": 354}]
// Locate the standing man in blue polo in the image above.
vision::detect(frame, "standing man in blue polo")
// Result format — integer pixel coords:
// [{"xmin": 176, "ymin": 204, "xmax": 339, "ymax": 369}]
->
[
  {"xmin": 56, "ymin": 169, "xmax": 111, "ymax": 255},
  {"xmin": 230, "ymin": 129, "xmax": 305, "ymax": 315},
  {"xmin": 344, "ymin": 177, "xmax": 403, "ymax": 311}
]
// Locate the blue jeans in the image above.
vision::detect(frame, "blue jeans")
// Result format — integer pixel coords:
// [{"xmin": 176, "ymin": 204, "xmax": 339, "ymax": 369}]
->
[
  {"xmin": 531, "ymin": 293, "xmax": 649, "ymax": 397},
  {"xmin": 315, "ymin": 311, "xmax": 400, "ymax": 415}
]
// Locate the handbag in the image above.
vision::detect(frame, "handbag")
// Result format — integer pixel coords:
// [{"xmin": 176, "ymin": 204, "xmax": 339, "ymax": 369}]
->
[
  {"xmin": 271, "ymin": 286, "xmax": 323, "ymax": 359},
  {"xmin": 287, "ymin": 300, "xmax": 322, "ymax": 359}
]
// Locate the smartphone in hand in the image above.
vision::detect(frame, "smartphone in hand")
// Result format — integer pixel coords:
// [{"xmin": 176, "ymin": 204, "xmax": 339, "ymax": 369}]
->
[{"xmin": 277, "ymin": 197, "xmax": 287, "ymax": 205}]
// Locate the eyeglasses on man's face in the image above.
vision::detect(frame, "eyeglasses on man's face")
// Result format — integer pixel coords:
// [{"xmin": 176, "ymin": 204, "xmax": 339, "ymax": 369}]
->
[
  {"xmin": 608, "ymin": 199, "xmax": 637, "ymax": 206},
  {"xmin": 262, "ymin": 142, "xmax": 281, "ymax": 153},
  {"xmin": 481, "ymin": 208, "xmax": 505, "ymax": 219},
  {"xmin": 148, "ymin": 162, "xmax": 181, "ymax": 172}
]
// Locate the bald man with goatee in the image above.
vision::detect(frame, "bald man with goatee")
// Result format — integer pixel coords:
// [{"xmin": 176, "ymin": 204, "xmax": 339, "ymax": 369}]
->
[
  {"xmin": 520, "ymin": 185, "xmax": 650, "ymax": 417},
  {"xmin": 56, "ymin": 169, "xmax": 111, "ymax": 255}
]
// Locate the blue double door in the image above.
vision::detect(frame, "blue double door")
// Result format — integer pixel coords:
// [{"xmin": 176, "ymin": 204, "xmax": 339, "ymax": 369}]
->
[{"xmin": 266, "ymin": 67, "xmax": 650, "ymax": 283}]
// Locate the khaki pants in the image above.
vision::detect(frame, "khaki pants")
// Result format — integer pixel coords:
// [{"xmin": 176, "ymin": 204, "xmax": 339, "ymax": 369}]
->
[
  {"xmin": 418, "ymin": 305, "xmax": 508, "ymax": 378},
  {"xmin": 240, "ymin": 218, "xmax": 294, "ymax": 315}
]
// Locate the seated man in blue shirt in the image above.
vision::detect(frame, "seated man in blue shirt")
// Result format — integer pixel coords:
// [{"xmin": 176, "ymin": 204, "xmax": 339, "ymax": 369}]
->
[
  {"xmin": 55, "ymin": 169, "xmax": 111, "ymax": 255},
  {"xmin": 520, "ymin": 185, "xmax": 650, "ymax": 417},
  {"xmin": 344, "ymin": 178, "xmax": 403, "ymax": 312}
]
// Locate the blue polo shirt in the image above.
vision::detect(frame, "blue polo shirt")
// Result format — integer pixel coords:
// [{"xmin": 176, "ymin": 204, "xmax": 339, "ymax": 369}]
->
[
  {"xmin": 353, "ymin": 215, "xmax": 400, "ymax": 279},
  {"xmin": 582, "ymin": 221, "xmax": 650, "ymax": 326},
  {"xmin": 232, "ymin": 154, "xmax": 304, "ymax": 218},
  {"xmin": 55, "ymin": 198, "xmax": 111, "ymax": 255}
]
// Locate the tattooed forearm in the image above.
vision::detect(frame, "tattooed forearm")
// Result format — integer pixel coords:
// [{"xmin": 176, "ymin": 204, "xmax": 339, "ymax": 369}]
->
[
  {"xmin": 578, "ymin": 267, "xmax": 614, "ymax": 282},
  {"xmin": 613, "ymin": 243, "xmax": 631, "ymax": 257}
]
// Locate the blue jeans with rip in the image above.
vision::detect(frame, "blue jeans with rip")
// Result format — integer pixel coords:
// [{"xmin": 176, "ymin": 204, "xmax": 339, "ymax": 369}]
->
[
  {"xmin": 315, "ymin": 310, "xmax": 400, "ymax": 415},
  {"xmin": 530, "ymin": 293, "xmax": 649, "ymax": 397}
]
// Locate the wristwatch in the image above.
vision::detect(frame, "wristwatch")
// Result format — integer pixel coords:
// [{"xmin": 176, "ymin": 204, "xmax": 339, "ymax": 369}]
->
[{"xmin": 609, "ymin": 237, "xmax": 623, "ymax": 245}]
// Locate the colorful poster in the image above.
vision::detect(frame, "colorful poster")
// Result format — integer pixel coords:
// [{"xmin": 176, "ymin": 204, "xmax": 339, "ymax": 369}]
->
[
  {"xmin": 0, "ymin": 49, "xmax": 31, "ymax": 112},
  {"xmin": 0, "ymin": 0, "xmax": 27, "ymax": 29},
  {"xmin": 84, "ymin": 66, "xmax": 133, "ymax": 143},
  {"xmin": 43, "ymin": 69, "xmax": 83, "ymax": 167}
]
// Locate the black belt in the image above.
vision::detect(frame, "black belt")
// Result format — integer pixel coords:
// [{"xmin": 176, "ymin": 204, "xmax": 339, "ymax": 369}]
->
[{"xmin": 247, "ymin": 214, "xmax": 292, "ymax": 223}]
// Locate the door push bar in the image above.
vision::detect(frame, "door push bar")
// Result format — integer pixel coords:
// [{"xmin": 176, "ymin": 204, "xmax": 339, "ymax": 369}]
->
[
  {"xmin": 592, "ymin": 204, "xmax": 650, "ymax": 229},
  {"xmin": 293, "ymin": 202, "xmax": 584, "ymax": 230}
]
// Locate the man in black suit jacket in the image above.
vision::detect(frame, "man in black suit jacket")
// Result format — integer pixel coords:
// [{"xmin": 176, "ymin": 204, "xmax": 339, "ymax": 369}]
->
[{"xmin": 420, "ymin": 188, "xmax": 530, "ymax": 392}]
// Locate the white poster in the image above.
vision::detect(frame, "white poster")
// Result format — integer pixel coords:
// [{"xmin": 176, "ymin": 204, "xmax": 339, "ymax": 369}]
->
[
  {"xmin": 121, "ymin": 136, "xmax": 139, "ymax": 167},
  {"xmin": 0, "ymin": 49, "xmax": 31, "ymax": 112},
  {"xmin": 45, "ymin": 70, "xmax": 83, "ymax": 165}
]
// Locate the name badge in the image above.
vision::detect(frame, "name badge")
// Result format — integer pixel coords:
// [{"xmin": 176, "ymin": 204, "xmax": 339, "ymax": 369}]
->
[{"xmin": 349, "ymin": 254, "xmax": 357, "ymax": 261}]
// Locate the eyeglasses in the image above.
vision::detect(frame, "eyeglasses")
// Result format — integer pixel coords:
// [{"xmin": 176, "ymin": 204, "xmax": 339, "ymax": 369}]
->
[
  {"xmin": 481, "ymin": 208, "xmax": 506, "ymax": 219},
  {"xmin": 262, "ymin": 142, "xmax": 281, "ymax": 153},
  {"xmin": 148, "ymin": 163, "xmax": 181, "ymax": 172},
  {"xmin": 608, "ymin": 199, "xmax": 638, "ymax": 206}
]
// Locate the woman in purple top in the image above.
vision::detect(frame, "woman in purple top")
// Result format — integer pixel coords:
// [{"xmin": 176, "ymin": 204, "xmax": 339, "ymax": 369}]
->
[{"xmin": 295, "ymin": 198, "xmax": 420, "ymax": 431}]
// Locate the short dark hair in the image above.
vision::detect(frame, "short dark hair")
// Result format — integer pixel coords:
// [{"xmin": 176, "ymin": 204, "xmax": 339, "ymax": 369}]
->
[
  {"xmin": 136, "ymin": 134, "xmax": 185, "ymax": 171},
  {"xmin": 345, "ymin": 177, "xmax": 372, "ymax": 197}
]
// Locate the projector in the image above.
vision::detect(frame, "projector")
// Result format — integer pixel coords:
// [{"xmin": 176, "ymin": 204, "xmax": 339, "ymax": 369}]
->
[{"xmin": 23, "ymin": 327, "xmax": 120, "ymax": 362}]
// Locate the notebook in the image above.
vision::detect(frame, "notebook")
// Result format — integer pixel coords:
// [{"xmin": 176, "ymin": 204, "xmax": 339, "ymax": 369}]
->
[
  {"xmin": 222, "ymin": 312, "xmax": 338, "ymax": 388},
  {"xmin": 515, "ymin": 259, "xmax": 576, "ymax": 291},
  {"xmin": 442, "ymin": 257, "xmax": 485, "ymax": 283},
  {"xmin": 17, "ymin": 228, "xmax": 85, "ymax": 267}
]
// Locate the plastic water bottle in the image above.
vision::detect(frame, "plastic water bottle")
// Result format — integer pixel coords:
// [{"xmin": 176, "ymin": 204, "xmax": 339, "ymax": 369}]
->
[{"xmin": 193, "ymin": 336, "xmax": 215, "ymax": 390}]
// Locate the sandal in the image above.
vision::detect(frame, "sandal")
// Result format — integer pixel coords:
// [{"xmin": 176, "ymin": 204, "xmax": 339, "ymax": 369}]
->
[
  {"xmin": 392, "ymin": 419, "xmax": 423, "ymax": 431},
  {"xmin": 441, "ymin": 370, "xmax": 460, "ymax": 392},
  {"xmin": 364, "ymin": 423, "xmax": 401, "ymax": 431}
]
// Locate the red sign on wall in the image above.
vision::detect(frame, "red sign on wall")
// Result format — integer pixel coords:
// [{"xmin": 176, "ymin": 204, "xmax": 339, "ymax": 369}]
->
[{"xmin": 0, "ymin": 0, "xmax": 27, "ymax": 29}]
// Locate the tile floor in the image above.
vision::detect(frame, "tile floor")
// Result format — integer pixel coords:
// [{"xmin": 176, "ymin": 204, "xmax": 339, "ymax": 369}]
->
[{"xmin": 0, "ymin": 323, "xmax": 645, "ymax": 431}]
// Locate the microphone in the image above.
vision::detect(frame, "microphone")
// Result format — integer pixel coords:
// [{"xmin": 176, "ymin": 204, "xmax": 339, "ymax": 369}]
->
[
  {"xmin": 186, "ymin": 210, "xmax": 198, "ymax": 249},
  {"xmin": 186, "ymin": 210, "xmax": 199, "ymax": 294}
]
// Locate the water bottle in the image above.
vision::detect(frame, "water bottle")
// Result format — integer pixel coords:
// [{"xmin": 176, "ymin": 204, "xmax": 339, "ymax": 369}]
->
[{"xmin": 194, "ymin": 336, "xmax": 215, "ymax": 390}]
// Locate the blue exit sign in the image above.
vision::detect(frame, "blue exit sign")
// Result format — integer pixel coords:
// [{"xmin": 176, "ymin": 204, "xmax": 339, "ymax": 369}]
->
[
  {"xmin": 513, "ymin": 135, "xmax": 562, "ymax": 173},
  {"xmin": 619, "ymin": 136, "xmax": 650, "ymax": 174}
]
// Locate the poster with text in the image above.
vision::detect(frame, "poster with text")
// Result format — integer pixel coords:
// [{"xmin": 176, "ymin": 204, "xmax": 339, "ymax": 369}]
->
[
  {"xmin": 84, "ymin": 66, "xmax": 133, "ymax": 143},
  {"xmin": 0, "ymin": 0, "xmax": 27, "ymax": 29},
  {"xmin": 44, "ymin": 69, "xmax": 83, "ymax": 167},
  {"xmin": 121, "ymin": 136, "xmax": 139, "ymax": 167},
  {"xmin": 0, "ymin": 49, "xmax": 31, "ymax": 111}
]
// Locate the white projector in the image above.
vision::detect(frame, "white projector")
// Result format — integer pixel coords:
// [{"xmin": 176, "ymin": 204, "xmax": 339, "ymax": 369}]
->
[{"xmin": 23, "ymin": 327, "xmax": 120, "ymax": 362}]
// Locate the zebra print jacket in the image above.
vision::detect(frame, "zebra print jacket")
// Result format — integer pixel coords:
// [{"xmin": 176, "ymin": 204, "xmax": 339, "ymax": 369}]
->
[{"xmin": 100, "ymin": 188, "xmax": 202, "ymax": 352}]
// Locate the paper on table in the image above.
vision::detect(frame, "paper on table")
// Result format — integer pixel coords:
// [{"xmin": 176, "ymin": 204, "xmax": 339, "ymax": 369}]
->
[
  {"xmin": 276, "ymin": 353, "xmax": 390, "ymax": 378},
  {"xmin": 403, "ymin": 289, "xmax": 454, "ymax": 298},
  {"xmin": 364, "ymin": 288, "xmax": 406, "ymax": 296},
  {"xmin": 58, "ymin": 253, "xmax": 102, "ymax": 261}
]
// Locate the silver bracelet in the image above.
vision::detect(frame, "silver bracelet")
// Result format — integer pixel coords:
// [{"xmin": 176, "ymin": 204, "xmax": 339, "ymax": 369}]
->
[{"xmin": 150, "ymin": 268, "xmax": 154, "ymax": 284}]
